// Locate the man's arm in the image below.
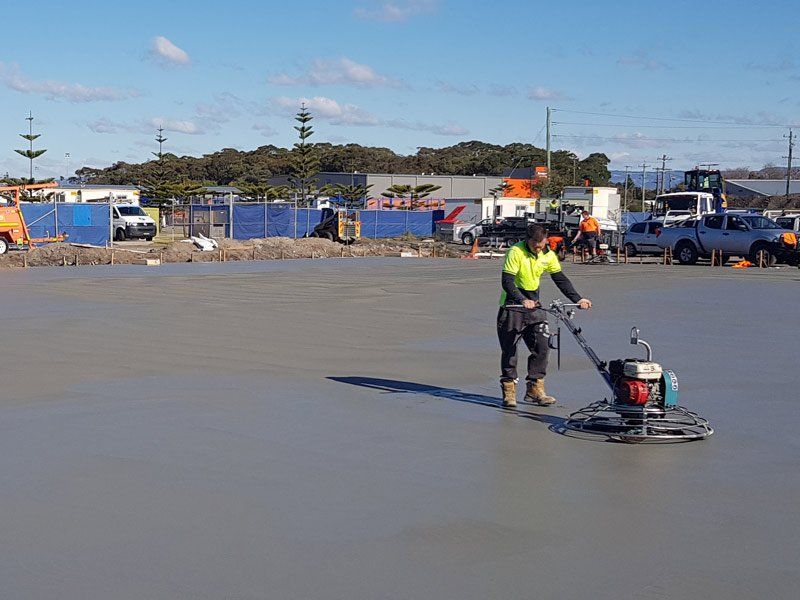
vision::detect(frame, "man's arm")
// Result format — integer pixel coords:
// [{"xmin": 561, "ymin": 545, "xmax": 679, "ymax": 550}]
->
[
  {"xmin": 501, "ymin": 272, "xmax": 528, "ymax": 305},
  {"xmin": 550, "ymin": 271, "xmax": 593, "ymax": 309}
]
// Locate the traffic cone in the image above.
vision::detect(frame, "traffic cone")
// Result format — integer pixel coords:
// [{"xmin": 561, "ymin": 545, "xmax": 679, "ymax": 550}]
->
[{"xmin": 462, "ymin": 237, "xmax": 480, "ymax": 259}]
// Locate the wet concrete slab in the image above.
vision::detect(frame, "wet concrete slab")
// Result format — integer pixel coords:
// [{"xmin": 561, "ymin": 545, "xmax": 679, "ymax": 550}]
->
[{"xmin": 1, "ymin": 260, "xmax": 799, "ymax": 599}]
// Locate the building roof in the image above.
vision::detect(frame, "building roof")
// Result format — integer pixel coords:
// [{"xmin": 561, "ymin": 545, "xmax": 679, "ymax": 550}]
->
[
  {"xmin": 57, "ymin": 184, "xmax": 139, "ymax": 190},
  {"xmin": 204, "ymin": 185, "xmax": 242, "ymax": 194},
  {"xmin": 726, "ymin": 179, "xmax": 800, "ymax": 197}
]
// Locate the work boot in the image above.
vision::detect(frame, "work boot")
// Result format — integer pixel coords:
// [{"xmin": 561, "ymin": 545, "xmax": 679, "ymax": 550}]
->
[
  {"xmin": 500, "ymin": 379, "xmax": 517, "ymax": 408},
  {"xmin": 525, "ymin": 379, "xmax": 556, "ymax": 406}
]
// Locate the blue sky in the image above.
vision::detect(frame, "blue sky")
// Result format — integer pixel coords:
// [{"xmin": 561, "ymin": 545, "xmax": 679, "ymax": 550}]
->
[{"xmin": 1, "ymin": 0, "xmax": 798, "ymax": 179}]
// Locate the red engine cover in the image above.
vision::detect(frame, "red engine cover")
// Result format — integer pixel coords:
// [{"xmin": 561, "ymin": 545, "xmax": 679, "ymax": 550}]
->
[{"xmin": 615, "ymin": 378, "xmax": 649, "ymax": 405}]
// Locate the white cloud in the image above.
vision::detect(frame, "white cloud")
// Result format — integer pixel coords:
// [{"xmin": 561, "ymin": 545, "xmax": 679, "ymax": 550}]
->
[
  {"xmin": 87, "ymin": 115, "xmax": 207, "ymax": 137},
  {"xmin": 269, "ymin": 95, "xmax": 466, "ymax": 136},
  {"xmin": 270, "ymin": 96, "xmax": 380, "ymax": 126},
  {"xmin": 383, "ymin": 118, "xmax": 468, "ymax": 136},
  {"xmin": 354, "ymin": 0, "xmax": 438, "ymax": 22},
  {"xmin": 269, "ymin": 57, "xmax": 404, "ymax": 88},
  {"xmin": 252, "ymin": 123, "xmax": 278, "ymax": 137},
  {"xmin": 0, "ymin": 62, "xmax": 138, "ymax": 103},
  {"xmin": 150, "ymin": 36, "xmax": 190, "ymax": 66},
  {"xmin": 527, "ymin": 86, "xmax": 570, "ymax": 101},
  {"xmin": 87, "ymin": 118, "xmax": 125, "ymax": 134},
  {"xmin": 148, "ymin": 117, "xmax": 204, "ymax": 135}
]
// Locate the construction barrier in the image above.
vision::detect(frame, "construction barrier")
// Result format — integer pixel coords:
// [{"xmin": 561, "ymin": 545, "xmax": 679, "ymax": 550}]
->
[{"xmin": 20, "ymin": 202, "xmax": 110, "ymax": 246}]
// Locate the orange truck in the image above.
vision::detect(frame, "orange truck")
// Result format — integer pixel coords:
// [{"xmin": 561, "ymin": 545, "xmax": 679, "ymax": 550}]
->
[{"xmin": 0, "ymin": 182, "xmax": 67, "ymax": 254}]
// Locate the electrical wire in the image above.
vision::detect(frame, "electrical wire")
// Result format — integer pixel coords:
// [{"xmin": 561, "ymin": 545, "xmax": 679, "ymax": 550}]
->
[
  {"xmin": 553, "ymin": 134, "xmax": 781, "ymax": 143},
  {"xmin": 553, "ymin": 108, "xmax": 790, "ymax": 128},
  {"xmin": 552, "ymin": 121, "xmax": 777, "ymax": 130}
]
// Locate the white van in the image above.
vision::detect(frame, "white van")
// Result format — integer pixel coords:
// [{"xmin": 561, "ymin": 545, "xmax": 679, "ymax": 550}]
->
[{"xmin": 112, "ymin": 203, "xmax": 157, "ymax": 241}]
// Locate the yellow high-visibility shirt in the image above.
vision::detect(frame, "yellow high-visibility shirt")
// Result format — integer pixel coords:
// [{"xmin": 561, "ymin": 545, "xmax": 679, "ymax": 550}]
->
[{"xmin": 499, "ymin": 242, "xmax": 562, "ymax": 305}]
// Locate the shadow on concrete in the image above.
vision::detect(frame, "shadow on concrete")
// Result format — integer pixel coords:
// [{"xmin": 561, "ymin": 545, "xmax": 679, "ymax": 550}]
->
[{"xmin": 327, "ymin": 376, "xmax": 567, "ymax": 429}]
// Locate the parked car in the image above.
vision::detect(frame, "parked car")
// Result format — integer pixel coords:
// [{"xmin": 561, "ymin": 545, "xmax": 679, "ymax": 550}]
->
[
  {"xmin": 622, "ymin": 220, "xmax": 663, "ymax": 256},
  {"xmin": 655, "ymin": 213, "xmax": 791, "ymax": 265}
]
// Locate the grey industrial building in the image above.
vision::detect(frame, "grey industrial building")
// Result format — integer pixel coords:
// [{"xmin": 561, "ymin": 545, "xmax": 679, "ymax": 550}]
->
[
  {"xmin": 725, "ymin": 179, "xmax": 800, "ymax": 201},
  {"xmin": 270, "ymin": 172, "xmax": 503, "ymax": 201}
]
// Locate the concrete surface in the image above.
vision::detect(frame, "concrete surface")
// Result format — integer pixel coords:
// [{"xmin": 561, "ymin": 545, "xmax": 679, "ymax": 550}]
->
[{"xmin": 1, "ymin": 259, "xmax": 798, "ymax": 599}]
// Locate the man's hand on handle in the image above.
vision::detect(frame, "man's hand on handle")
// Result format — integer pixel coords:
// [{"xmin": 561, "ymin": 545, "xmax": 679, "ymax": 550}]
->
[
  {"xmin": 578, "ymin": 298, "xmax": 592, "ymax": 310},
  {"xmin": 522, "ymin": 299, "xmax": 539, "ymax": 310}
]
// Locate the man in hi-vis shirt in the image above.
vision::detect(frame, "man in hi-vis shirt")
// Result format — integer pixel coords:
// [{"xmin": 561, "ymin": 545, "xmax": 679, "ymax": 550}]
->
[{"xmin": 498, "ymin": 224, "xmax": 592, "ymax": 408}]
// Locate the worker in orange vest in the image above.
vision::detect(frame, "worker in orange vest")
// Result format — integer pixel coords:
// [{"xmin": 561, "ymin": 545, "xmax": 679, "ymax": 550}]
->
[{"xmin": 572, "ymin": 211, "xmax": 601, "ymax": 258}]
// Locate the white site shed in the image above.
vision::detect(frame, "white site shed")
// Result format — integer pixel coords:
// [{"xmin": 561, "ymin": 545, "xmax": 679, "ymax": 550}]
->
[{"xmin": 476, "ymin": 197, "xmax": 538, "ymax": 220}]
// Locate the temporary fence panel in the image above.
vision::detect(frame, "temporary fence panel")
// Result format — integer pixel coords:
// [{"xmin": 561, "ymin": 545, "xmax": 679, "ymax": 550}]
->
[
  {"xmin": 21, "ymin": 202, "xmax": 110, "ymax": 246},
  {"xmin": 358, "ymin": 210, "xmax": 444, "ymax": 237},
  {"xmin": 232, "ymin": 204, "xmax": 266, "ymax": 239},
  {"xmin": 194, "ymin": 203, "xmax": 445, "ymax": 240},
  {"xmin": 188, "ymin": 205, "xmax": 231, "ymax": 238}
]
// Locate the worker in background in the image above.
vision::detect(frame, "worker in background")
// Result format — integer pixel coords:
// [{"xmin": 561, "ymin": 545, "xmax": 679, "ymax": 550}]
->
[
  {"xmin": 548, "ymin": 197, "xmax": 559, "ymax": 213},
  {"xmin": 571, "ymin": 210, "xmax": 601, "ymax": 258},
  {"xmin": 498, "ymin": 224, "xmax": 592, "ymax": 408}
]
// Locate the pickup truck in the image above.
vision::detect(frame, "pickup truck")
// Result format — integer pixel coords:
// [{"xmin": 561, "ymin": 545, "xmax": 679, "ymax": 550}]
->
[{"xmin": 655, "ymin": 213, "xmax": 792, "ymax": 265}]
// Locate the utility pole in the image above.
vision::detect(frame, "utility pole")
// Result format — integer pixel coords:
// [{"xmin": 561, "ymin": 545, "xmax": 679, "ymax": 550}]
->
[
  {"xmin": 783, "ymin": 129, "xmax": 796, "ymax": 200},
  {"xmin": 657, "ymin": 154, "xmax": 672, "ymax": 194},
  {"xmin": 623, "ymin": 165, "xmax": 631, "ymax": 214},
  {"xmin": 640, "ymin": 162, "xmax": 649, "ymax": 210},
  {"xmin": 572, "ymin": 155, "xmax": 577, "ymax": 185},
  {"xmin": 545, "ymin": 106, "xmax": 552, "ymax": 175}
]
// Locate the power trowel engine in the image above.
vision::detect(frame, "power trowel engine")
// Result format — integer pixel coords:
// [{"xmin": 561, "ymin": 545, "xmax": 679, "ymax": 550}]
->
[{"xmin": 610, "ymin": 359, "xmax": 668, "ymax": 406}]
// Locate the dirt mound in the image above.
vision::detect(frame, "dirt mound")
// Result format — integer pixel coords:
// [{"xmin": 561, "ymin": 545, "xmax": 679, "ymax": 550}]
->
[{"xmin": 0, "ymin": 237, "xmax": 467, "ymax": 269}]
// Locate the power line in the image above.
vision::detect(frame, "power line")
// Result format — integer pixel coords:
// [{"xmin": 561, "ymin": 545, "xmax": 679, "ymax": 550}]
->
[
  {"xmin": 553, "ymin": 134, "xmax": 781, "ymax": 143},
  {"xmin": 553, "ymin": 108, "xmax": 791, "ymax": 128},
  {"xmin": 552, "ymin": 120, "xmax": 775, "ymax": 130}
]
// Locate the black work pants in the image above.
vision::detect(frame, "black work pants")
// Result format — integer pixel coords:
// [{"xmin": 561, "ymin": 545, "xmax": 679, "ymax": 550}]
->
[{"xmin": 497, "ymin": 307, "xmax": 549, "ymax": 382}]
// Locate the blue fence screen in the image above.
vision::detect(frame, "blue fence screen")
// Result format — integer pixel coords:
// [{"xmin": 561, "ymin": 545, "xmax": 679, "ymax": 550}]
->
[
  {"xmin": 21, "ymin": 203, "xmax": 110, "ymax": 246},
  {"xmin": 230, "ymin": 205, "xmax": 443, "ymax": 240}
]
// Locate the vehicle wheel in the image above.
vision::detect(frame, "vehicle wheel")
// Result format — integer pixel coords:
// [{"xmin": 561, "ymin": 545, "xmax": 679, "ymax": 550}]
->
[
  {"xmin": 750, "ymin": 244, "xmax": 776, "ymax": 267},
  {"xmin": 461, "ymin": 232, "xmax": 474, "ymax": 246},
  {"xmin": 504, "ymin": 237, "xmax": 519, "ymax": 247},
  {"xmin": 0, "ymin": 237, "xmax": 8, "ymax": 254},
  {"xmin": 320, "ymin": 231, "xmax": 334, "ymax": 241},
  {"xmin": 623, "ymin": 242, "xmax": 637, "ymax": 258},
  {"xmin": 145, "ymin": 236, "xmax": 153, "ymax": 241},
  {"xmin": 308, "ymin": 231, "xmax": 319, "ymax": 238},
  {"xmin": 675, "ymin": 241, "xmax": 698, "ymax": 265},
  {"xmin": 114, "ymin": 228, "xmax": 126, "ymax": 241}
]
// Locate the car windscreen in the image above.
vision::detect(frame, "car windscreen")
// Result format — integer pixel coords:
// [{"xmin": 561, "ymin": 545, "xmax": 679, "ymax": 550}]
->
[
  {"xmin": 117, "ymin": 206, "xmax": 146, "ymax": 216},
  {"xmin": 741, "ymin": 216, "xmax": 781, "ymax": 229}
]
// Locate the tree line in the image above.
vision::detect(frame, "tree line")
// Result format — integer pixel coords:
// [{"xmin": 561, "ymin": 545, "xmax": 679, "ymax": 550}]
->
[{"xmin": 72, "ymin": 106, "xmax": 611, "ymax": 204}]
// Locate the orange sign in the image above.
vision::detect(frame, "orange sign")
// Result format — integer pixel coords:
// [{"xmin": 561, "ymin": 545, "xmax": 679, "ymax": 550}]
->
[{"xmin": 502, "ymin": 178, "xmax": 540, "ymax": 199}]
